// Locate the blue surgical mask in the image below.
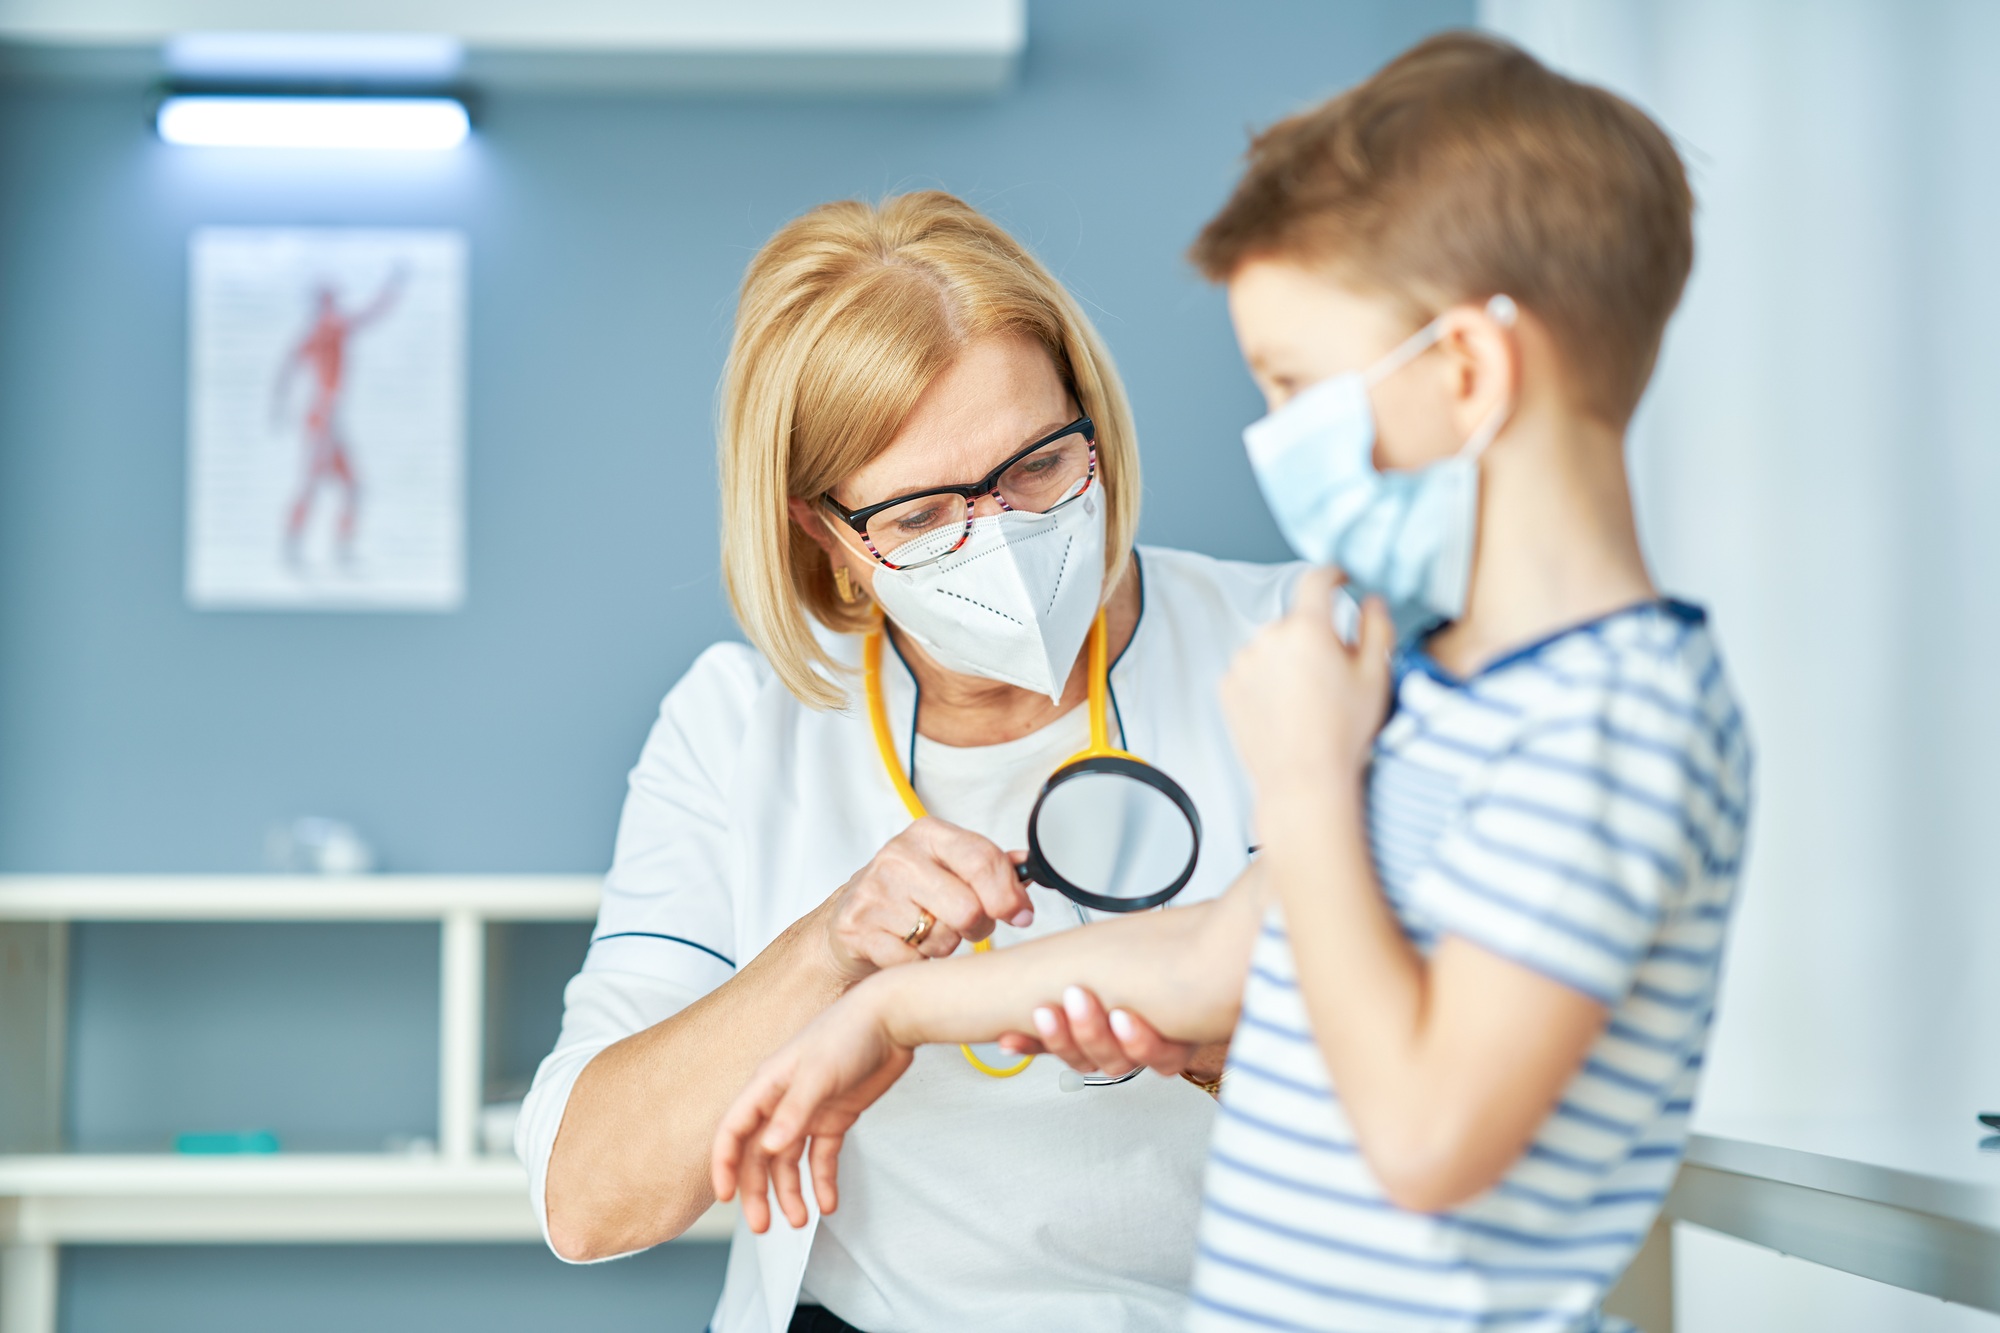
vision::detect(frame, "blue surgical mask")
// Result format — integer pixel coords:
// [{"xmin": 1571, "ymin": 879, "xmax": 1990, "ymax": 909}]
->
[{"xmin": 1242, "ymin": 294, "xmax": 1516, "ymax": 638}]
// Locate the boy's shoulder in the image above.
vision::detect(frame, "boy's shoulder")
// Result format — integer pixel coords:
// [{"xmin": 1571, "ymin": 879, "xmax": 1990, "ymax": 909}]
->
[
  {"xmin": 1396, "ymin": 599, "xmax": 1751, "ymax": 812},
  {"xmin": 1394, "ymin": 601, "xmax": 1752, "ymax": 972},
  {"xmin": 1464, "ymin": 599, "xmax": 1739, "ymax": 734}
]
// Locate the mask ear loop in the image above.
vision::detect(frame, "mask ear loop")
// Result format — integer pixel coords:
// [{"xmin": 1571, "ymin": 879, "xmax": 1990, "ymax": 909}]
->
[
  {"xmin": 1362, "ymin": 317, "xmax": 1445, "ymax": 389},
  {"xmin": 1360, "ymin": 293, "xmax": 1521, "ymax": 457}
]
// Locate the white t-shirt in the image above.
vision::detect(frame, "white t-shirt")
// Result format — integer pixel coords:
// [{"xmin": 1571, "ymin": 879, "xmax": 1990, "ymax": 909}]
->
[{"xmin": 517, "ymin": 547, "xmax": 1303, "ymax": 1333}]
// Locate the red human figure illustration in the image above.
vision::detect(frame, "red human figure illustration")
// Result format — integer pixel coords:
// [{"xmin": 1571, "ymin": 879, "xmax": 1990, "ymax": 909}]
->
[{"xmin": 272, "ymin": 267, "xmax": 405, "ymax": 564}]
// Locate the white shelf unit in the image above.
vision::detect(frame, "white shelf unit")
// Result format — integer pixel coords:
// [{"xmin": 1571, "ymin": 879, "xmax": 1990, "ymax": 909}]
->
[{"xmin": 0, "ymin": 875, "xmax": 737, "ymax": 1333}]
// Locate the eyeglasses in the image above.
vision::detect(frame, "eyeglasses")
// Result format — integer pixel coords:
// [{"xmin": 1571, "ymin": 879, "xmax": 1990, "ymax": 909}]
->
[{"xmin": 821, "ymin": 416, "xmax": 1096, "ymax": 570}]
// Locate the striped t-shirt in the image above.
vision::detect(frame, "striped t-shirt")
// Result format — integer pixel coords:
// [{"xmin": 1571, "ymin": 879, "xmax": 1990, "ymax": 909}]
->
[{"xmin": 1189, "ymin": 599, "xmax": 1752, "ymax": 1333}]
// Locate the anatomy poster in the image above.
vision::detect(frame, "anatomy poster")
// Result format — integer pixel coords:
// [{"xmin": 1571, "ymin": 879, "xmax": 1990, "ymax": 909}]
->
[{"xmin": 186, "ymin": 228, "xmax": 466, "ymax": 610}]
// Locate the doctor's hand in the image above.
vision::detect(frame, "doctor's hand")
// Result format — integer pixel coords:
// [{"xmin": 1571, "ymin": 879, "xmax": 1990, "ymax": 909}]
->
[
  {"xmin": 817, "ymin": 817, "xmax": 1034, "ymax": 985},
  {"xmin": 995, "ymin": 985, "xmax": 1227, "ymax": 1082},
  {"xmin": 711, "ymin": 981, "xmax": 914, "ymax": 1232}
]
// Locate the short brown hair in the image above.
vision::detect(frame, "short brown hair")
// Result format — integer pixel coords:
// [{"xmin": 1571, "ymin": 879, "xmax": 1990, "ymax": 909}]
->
[
  {"xmin": 720, "ymin": 192, "xmax": 1141, "ymax": 710},
  {"xmin": 1191, "ymin": 31, "xmax": 1692, "ymax": 425}
]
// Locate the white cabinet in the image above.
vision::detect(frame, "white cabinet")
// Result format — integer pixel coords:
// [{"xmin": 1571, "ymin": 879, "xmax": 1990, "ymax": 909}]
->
[{"xmin": 0, "ymin": 875, "xmax": 735, "ymax": 1333}]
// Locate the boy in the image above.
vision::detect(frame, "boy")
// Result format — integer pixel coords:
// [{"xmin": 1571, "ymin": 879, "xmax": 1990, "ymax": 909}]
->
[{"xmin": 712, "ymin": 32, "xmax": 1751, "ymax": 1333}]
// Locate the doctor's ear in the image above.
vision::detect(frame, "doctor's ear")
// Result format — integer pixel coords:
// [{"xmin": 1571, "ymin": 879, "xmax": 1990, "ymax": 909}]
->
[
  {"xmin": 787, "ymin": 497, "xmax": 844, "ymax": 556},
  {"xmin": 1433, "ymin": 298, "xmax": 1520, "ymax": 438},
  {"xmin": 789, "ymin": 496, "xmax": 874, "ymax": 605}
]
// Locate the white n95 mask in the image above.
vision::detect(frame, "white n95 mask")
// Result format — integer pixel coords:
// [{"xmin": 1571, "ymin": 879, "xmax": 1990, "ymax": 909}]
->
[
  {"xmin": 869, "ymin": 487, "xmax": 1106, "ymax": 703},
  {"xmin": 1241, "ymin": 293, "xmax": 1516, "ymax": 639}
]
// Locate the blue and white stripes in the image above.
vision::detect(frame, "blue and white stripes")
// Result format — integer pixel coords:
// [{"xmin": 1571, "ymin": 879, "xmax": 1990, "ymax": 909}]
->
[{"xmin": 1189, "ymin": 600, "xmax": 1751, "ymax": 1332}]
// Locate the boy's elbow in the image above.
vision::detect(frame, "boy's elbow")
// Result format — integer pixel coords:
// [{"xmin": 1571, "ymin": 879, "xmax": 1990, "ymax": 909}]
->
[
  {"xmin": 1376, "ymin": 1164, "xmax": 1486, "ymax": 1215},
  {"xmin": 1365, "ymin": 1123, "xmax": 1506, "ymax": 1214}
]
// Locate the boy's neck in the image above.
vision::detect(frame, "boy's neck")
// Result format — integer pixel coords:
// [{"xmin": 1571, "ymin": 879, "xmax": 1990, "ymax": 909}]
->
[{"xmin": 1423, "ymin": 399, "xmax": 1656, "ymax": 679}]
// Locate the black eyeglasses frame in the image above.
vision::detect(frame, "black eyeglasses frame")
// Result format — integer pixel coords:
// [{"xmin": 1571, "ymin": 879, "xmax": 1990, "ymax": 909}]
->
[{"xmin": 819, "ymin": 416, "xmax": 1096, "ymax": 570}]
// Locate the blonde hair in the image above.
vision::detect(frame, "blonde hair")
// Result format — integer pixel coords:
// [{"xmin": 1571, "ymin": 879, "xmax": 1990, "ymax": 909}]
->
[
  {"xmin": 1190, "ymin": 32, "xmax": 1693, "ymax": 426},
  {"xmin": 720, "ymin": 191, "xmax": 1141, "ymax": 710}
]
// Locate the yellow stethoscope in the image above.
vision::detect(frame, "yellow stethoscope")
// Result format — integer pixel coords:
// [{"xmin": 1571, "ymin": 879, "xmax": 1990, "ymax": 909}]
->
[{"xmin": 866, "ymin": 609, "xmax": 1119, "ymax": 1076}]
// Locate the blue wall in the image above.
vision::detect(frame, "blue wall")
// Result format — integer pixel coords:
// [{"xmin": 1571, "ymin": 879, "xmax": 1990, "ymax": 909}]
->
[
  {"xmin": 0, "ymin": 2, "xmax": 1469, "ymax": 1329},
  {"xmin": 0, "ymin": 0, "xmax": 1468, "ymax": 875}
]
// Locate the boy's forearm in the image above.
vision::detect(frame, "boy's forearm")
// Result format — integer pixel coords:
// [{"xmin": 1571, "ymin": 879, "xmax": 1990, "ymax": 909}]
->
[
  {"xmin": 1260, "ymin": 781, "xmax": 1426, "ymax": 1089},
  {"xmin": 865, "ymin": 877, "xmax": 1262, "ymax": 1050}
]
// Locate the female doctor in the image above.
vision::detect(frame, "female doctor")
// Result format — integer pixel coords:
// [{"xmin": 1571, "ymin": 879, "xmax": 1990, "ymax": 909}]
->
[{"xmin": 519, "ymin": 191, "xmax": 1297, "ymax": 1333}]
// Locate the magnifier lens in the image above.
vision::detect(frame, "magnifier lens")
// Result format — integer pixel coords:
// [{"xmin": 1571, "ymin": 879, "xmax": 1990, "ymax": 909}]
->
[{"xmin": 1030, "ymin": 763, "xmax": 1199, "ymax": 911}]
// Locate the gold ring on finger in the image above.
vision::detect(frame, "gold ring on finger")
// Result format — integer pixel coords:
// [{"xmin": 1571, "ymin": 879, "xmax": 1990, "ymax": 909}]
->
[{"xmin": 902, "ymin": 908, "xmax": 937, "ymax": 948}]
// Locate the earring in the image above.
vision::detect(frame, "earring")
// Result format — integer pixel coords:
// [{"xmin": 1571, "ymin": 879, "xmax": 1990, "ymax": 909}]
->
[{"xmin": 833, "ymin": 566, "xmax": 859, "ymax": 604}]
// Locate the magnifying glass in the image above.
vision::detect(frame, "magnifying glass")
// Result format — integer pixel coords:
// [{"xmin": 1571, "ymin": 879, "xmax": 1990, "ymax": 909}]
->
[
  {"xmin": 1014, "ymin": 755, "xmax": 1202, "ymax": 913},
  {"xmin": 1008, "ymin": 755, "xmax": 1201, "ymax": 1091}
]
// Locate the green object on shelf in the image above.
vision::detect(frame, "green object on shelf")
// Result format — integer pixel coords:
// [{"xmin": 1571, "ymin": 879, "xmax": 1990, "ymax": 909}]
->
[{"xmin": 174, "ymin": 1130, "xmax": 280, "ymax": 1154}]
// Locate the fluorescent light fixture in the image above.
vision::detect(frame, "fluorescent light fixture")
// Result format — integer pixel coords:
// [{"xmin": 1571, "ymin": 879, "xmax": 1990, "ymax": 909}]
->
[
  {"xmin": 165, "ymin": 33, "xmax": 464, "ymax": 84},
  {"xmin": 156, "ymin": 95, "xmax": 470, "ymax": 151}
]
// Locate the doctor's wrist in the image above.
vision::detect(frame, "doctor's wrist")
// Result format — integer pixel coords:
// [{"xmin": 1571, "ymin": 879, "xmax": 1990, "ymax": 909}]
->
[
  {"xmin": 785, "ymin": 897, "xmax": 874, "ymax": 998},
  {"xmin": 1179, "ymin": 1040, "xmax": 1230, "ymax": 1086}
]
